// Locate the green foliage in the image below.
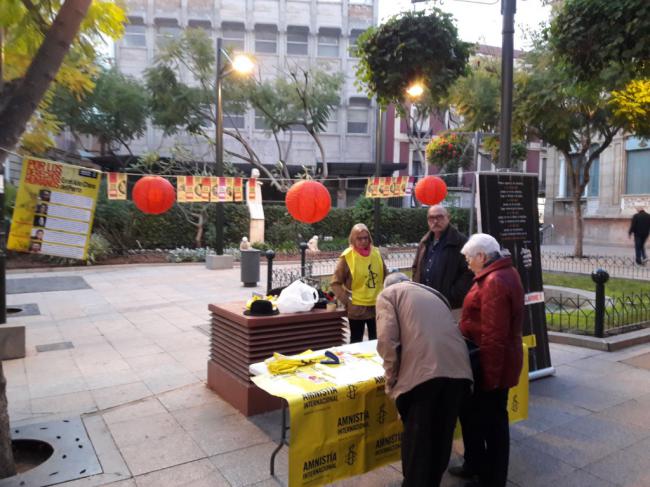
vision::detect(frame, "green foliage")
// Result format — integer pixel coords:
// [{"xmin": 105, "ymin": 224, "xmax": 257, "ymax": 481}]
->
[
  {"xmin": 543, "ymin": 272, "xmax": 648, "ymax": 297},
  {"xmin": 167, "ymin": 247, "xmax": 209, "ymax": 263},
  {"xmin": 611, "ymin": 79, "xmax": 650, "ymax": 137},
  {"xmin": 51, "ymin": 67, "xmax": 149, "ymax": 153},
  {"xmin": 482, "ymin": 136, "xmax": 528, "ymax": 166},
  {"xmin": 355, "ymin": 9, "xmax": 472, "ymax": 108},
  {"xmin": 425, "ymin": 132, "xmax": 474, "ymax": 172},
  {"xmin": 86, "ymin": 233, "xmax": 112, "ymax": 264},
  {"xmin": 549, "ymin": 0, "xmax": 650, "ymax": 81},
  {"xmin": 0, "ymin": 0, "xmax": 127, "ymax": 151},
  {"xmin": 447, "ymin": 60, "xmax": 501, "ymax": 132}
]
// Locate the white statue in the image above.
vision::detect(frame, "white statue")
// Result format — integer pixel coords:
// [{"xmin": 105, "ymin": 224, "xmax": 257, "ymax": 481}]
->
[
  {"xmin": 240, "ymin": 236, "xmax": 251, "ymax": 251},
  {"xmin": 246, "ymin": 168, "xmax": 265, "ymax": 243},
  {"xmin": 307, "ymin": 235, "xmax": 320, "ymax": 253}
]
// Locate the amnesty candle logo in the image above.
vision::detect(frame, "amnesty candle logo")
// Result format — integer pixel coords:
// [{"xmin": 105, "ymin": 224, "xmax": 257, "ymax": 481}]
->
[
  {"xmin": 346, "ymin": 384, "xmax": 358, "ymax": 400},
  {"xmin": 377, "ymin": 404, "xmax": 387, "ymax": 425},
  {"xmin": 345, "ymin": 444, "xmax": 357, "ymax": 466}
]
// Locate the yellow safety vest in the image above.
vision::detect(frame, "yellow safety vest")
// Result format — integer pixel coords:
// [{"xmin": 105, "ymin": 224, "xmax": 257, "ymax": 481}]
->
[{"xmin": 343, "ymin": 246, "xmax": 384, "ymax": 306}]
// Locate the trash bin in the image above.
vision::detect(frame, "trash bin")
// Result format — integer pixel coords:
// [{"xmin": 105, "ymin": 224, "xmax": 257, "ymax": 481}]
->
[{"xmin": 240, "ymin": 249, "xmax": 261, "ymax": 287}]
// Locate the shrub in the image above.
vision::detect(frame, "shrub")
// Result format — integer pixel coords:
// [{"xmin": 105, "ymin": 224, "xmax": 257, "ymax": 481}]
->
[{"xmin": 87, "ymin": 233, "xmax": 113, "ymax": 264}]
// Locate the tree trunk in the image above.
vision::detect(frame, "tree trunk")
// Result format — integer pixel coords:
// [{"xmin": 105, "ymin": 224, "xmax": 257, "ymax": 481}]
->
[
  {"xmin": 0, "ymin": 362, "xmax": 15, "ymax": 479},
  {"xmin": 573, "ymin": 191, "xmax": 584, "ymax": 258},
  {"xmin": 0, "ymin": 1, "xmax": 92, "ymax": 476},
  {"xmin": 195, "ymin": 210, "xmax": 205, "ymax": 248},
  {"xmin": 0, "ymin": 0, "xmax": 92, "ymax": 169}
]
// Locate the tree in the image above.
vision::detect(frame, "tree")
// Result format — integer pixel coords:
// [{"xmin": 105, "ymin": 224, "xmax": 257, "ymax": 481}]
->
[
  {"xmin": 50, "ymin": 67, "xmax": 150, "ymax": 156},
  {"xmin": 514, "ymin": 0, "xmax": 650, "ymax": 257},
  {"xmin": 0, "ymin": 0, "xmax": 126, "ymax": 161},
  {"xmin": 549, "ymin": 0, "xmax": 650, "ymax": 81},
  {"xmin": 0, "ymin": 1, "xmax": 125, "ymax": 478},
  {"xmin": 515, "ymin": 43, "xmax": 648, "ymax": 257},
  {"xmin": 354, "ymin": 9, "xmax": 472, "ymax": 172},
  {"xmin": 611, "ymin": 79, "xmax": 650, "ymax": 136},
  {"xmin": 145, "ymin": 28, "xmax": 343, "ymax": 190}
]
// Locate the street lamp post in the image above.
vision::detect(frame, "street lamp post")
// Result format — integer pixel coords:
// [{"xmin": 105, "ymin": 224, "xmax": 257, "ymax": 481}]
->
[
  {"xmin": 214, "ymin": 38, "xmax": 253, "ymax": 256},
  {"xmin": 499, "ymin": 0, "xmax": 516, "ymax": 169}
]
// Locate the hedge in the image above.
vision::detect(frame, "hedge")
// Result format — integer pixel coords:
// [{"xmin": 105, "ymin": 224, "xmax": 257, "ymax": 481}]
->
[{"xmin": 92, "ymin": 186, "xmax": 470, "ymax": 252}]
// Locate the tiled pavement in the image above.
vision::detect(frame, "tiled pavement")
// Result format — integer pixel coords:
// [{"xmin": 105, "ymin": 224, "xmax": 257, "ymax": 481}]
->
[{"xmin": 3, "ymin": 263, "xmax": 650, "ymax": 487}]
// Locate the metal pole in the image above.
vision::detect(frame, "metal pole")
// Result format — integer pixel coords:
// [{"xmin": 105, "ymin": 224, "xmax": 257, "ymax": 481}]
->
[
  {"xmin": 468, "ymin": 131, "xmax": 481, "ymax": 235},
  {"xmin": 215, "ymin": 38, "xmax": 225, "ymax": 255},
  {"xmin": 0, "ymin": 170, "xmax": 5, "ymax": 324},
  {"xmin": 265, "ymin": 250, "xmax": 275, "ymax": 295},
  {"xmin": 300, "ymin": 242, "xmax": 308, "ymax": 278},
  {"xmin": 591, "ymin": 269, "xmax": 609, "ymax": 338},
  {"xmin": 499, "ymin": 0, "xmax": 516, "ymax": 169},
  {"xmin": 373, "ymin": 104, "xmax": 383, "ymax": 244}
]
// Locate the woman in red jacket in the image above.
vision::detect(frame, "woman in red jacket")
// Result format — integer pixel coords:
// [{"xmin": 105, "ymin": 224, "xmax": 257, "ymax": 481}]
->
[{"xmin": 448, "ymin": 233, "xmax": 524, "ymax": 487}]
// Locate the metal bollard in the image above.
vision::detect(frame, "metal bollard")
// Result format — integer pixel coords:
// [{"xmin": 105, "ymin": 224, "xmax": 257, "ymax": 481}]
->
[
  {"xmin": 300, "ymin": 242, "xmax": 308, "ymax": 278},
  {"xmin": 265, "ymin": 250, "xmax": 275, "ymax": 295},
  {"xmin": 591, "ymin": 268, "xmax": 610, "ymax": 338}
]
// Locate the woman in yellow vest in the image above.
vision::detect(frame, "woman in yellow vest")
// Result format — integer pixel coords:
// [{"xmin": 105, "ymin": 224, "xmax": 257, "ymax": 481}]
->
[{"xmin": 330, "ymin": 223, "xmax": 387, "ymax": 343}]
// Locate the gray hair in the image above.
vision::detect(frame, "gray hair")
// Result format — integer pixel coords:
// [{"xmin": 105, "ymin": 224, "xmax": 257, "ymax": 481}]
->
[
  {"xmin": 461, "ymin": 233, "xmax": 501, "ymax": 259},
  {"xmin": 384, "ymin": 272, "xmax": 410, "ymax": 288}
]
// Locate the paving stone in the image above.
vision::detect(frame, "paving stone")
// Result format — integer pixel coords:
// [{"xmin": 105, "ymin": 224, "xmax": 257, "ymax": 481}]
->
[
  {"xmin": 584, "ymin": 449, "xmax": 650, "ymax": 486},
  {"xmin": 134, "ymin": 458, "xmax": 228, "ymax": 487},
  {"xmin": 545, "ymin": 469, "xmax": 617, "ymax": 487},
  {"xmin": 30, "ymin": 390, "xmax": 97, "ymax": 415},
  {"xmin": 102, "ymin": 397, "xmax": 167, "ymax": 425},
  {"xmin": 118, "ymin": 430, "xmax": 205, "ymax": 476},
  {"xmin": 157, "ymin": 383, "xmax": 225, "ymax": 412},
  {"xmin": 210, "ymin": 441, "xmax": 287, "ymax": 487},
  {"xmin": 7, "ymin": 276, "xmax": 91, "ymax": 294},
  {"xmin": 91, "ymin": 381, "xmax": 153, "ymax": 410}
]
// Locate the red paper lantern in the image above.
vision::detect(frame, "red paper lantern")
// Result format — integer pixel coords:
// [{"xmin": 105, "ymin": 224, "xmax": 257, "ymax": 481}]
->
[
  {"xmin": 414, "ymin": 176, "xmax": 447, "ymax": 205},
  {"xmin": 132, "ymin": 176, "xmax": 176, "ymax": 215},
  {"xmin": 285, "ymin": 180, "xmax": 331, "ymax": 223}
]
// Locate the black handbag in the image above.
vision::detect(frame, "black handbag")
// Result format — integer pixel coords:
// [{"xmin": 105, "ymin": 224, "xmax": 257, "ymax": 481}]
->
[{"xmin": 465, "ymin": 339, "xmax": 481, "ymax": 383}]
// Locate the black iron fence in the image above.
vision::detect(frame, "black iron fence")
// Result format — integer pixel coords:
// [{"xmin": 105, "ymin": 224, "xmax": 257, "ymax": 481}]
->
[
  {"xmin": 545, "ymin": 292, "xmax": 650, "ymax": 336},
  {"xmin": 541, "ymin": 252, "xmax": 650, "ymax": 280},
  {"xmin": 264, "ymin": 245, "xmax": 650, "ymax": 338}
]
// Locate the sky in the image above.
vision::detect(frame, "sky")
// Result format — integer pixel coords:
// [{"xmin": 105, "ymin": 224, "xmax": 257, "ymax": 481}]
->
[{"xmin": 378, "ymin": 0, "xmax": 552, "ymax": 50}]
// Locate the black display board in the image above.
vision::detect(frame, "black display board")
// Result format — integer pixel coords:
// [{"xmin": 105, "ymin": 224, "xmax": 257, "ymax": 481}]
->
[{"xmin": 477, "ymin": 172, "xmax": 552, "ymax": 374}]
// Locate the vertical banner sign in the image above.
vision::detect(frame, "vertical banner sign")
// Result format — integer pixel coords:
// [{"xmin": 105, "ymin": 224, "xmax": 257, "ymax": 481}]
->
[
  {"xmin": 8, "ymin": 158, "xmax": 101, "ymax": 260},
  {"xmin": 107, "ymin": 172, "xmax": 127, "ymax": 200},
  {"xmin": 194, "ymin": 176, "xmax": 211, "ymax": 202},
  {"xmin": 476, "ymin": 172, "xmax": 552, "ymax": 373},
  {"xmin": 233, "ymin": 177, "xmax": 243, "ymax": 202},
  {"xmin": 247, "ymin": 178, "xmax": 257, "ymax": 201}
]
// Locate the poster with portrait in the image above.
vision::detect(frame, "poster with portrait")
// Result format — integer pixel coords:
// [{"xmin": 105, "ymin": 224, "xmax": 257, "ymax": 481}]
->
[
  {"xmin": 107, "ymin": 172, "xmax": 127, "ymax": 200},
  {"xmin": 8, "ymin": 158, "xmax": 101, "ymax": 260},
  {"xmin": 476, "ymin": 172, "xmax": 552, "ymax": 375}
]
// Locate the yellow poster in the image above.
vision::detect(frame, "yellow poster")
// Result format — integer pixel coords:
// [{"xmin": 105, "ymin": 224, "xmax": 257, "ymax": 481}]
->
[
  {"xmin": 7, "ymin": 157, "xmax": 101, "ymax": 260},
  {"xmin": 107, "ymin": 172, "xmax": 127, "ymax": 200},
  {"xmin": 253, "ymin": 342, "xmax": 530, "ymax": 487},
  {"xmin": 193, "ymin": 176, "xmax": 211, "ymax": 202},
  {"xmin": 177, "ymin": 176, "xmax": 197, "ymax": 203}
]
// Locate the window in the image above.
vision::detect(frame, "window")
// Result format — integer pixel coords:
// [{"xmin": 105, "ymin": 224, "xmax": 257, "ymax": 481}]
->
[
  {"xmin": 558, "ymin": 152, "xmax": 600, "ymax": 198},
  {"xmin": 222, "ymin": 22, "xmax": 245, "ymax": 51},
  {"xmin": 626, "ymin": 138, "xmax": 650, "ymax": 194},
  {"xmin": 155, "ymin": 19, "xmax": 180, "ymax": 49},
  {"xmin": 223, "ymin": 112, "xmax": 245, "ymax": 129},
  {"xmin": 318, "ymin": 28, "xmax": 340, "ymax": 57},
  {"xmin": 287, "ymin": 26, "xmax": 309, "ymax": 56},
  {"xmin": 326, "ymin": 109, "xmax": 339, "ymax": 133},
  {"xmin": 254, "ymin": 109, "xmax": 269, "ymax": 130},
  {"xmin": 255, "ymin": 24, "xmax": 278, "ymax": 54},
  {"xmin": 124, "ymin": 18, "xmax": 146, "ymax": 47},
  {"xmin": 587, "ymin": 157, "xmax": 599, "ymax": 197},
  {"xmin": 188, "ymin": 19, "xmax": 212, "ymax": 33},
  {"xmin": 347, "ymin": 97, "xmax": 369, "ymax": 134},
  {"xmin": 348, "ymin": 29, "xmax": 364, "ymax": 57}
]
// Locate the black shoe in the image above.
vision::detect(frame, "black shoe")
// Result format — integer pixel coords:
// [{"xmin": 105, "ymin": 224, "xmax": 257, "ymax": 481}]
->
[{"xmin": 448, "ymin": 463, "xmax": 476, "ymax": 479}]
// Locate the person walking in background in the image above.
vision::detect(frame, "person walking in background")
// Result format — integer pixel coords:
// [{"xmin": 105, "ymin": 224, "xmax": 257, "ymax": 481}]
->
[
  {"xmin": 412, "ymin": 204, "xmax": 474, "ymax": 311},
  {"xmin": 448, "ymin": 233, "xmax": 524, "ymax": 487},
  {"xmin": 330, "ymin": 223, "xmax": 386, "ymax": 343},
  {"xmin": 376, "ymin": 272, "xmax": 473, "ymax": 487},
  {"xmin": 629, "ymin": 206, "xmax": 650, "ymax": 265}
]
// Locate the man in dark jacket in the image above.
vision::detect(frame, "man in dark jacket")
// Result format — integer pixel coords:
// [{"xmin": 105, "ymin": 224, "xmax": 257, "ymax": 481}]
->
[
  {"xmin": 412, "ymin": 205, "xmax": 474, "ymax": 310},
  {"xmin": 629, "ymin": 207, "xmax": 650, "ymax": 265}
]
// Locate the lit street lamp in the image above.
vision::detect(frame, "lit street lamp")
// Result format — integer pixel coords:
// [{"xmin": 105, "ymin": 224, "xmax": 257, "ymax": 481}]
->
[{"xmin": 214, "ymin": 38, "xmax": 254, "ymax": 256}]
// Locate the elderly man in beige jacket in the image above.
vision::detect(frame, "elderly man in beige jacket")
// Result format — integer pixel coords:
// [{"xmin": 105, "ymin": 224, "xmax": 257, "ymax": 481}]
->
[{"xmin": 376, "ymin": 272, "xmax": 473, "ymax": 487}]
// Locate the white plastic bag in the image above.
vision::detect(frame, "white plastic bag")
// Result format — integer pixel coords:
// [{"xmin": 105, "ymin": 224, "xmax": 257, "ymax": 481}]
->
[{"xmin": 276, "ymin": 280, "xmax": 318, "ymax": 314}]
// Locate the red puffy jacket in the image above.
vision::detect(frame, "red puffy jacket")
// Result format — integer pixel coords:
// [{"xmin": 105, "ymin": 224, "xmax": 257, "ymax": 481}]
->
[{"xmin": 460, "ymin": 257, "xmax": 524, "ymax": 391}]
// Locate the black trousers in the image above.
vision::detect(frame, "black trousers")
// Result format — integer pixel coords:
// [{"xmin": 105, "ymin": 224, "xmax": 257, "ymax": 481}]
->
[
  {"xmin": 634, "ymin": 234, "xmax": 648, "ymax": 264},
  {"xmin": 396, "ymin": 378, "xmax": 471, "ymax": 487},
  {"xmin": 348, "ymin": 318, "xmax": 376, "ymax": 343},
  {"xmin": 458, "ymin": 387, "xmax": 510, "ymax": 487}
]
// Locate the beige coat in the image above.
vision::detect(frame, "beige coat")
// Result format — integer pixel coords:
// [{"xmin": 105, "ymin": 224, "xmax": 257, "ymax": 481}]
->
[{"xmin": 376, "ymin": 281, "xmax": 473, "ymax": 400}]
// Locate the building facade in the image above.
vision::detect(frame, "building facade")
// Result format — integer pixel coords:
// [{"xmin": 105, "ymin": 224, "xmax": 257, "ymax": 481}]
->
[
  {"xmin": 543, "ymin": 135, "xmax": 650, "ymax": 246},
  {"xmin": 113, "ymin": 0, "xmax": 380, "ymax": 174}
]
